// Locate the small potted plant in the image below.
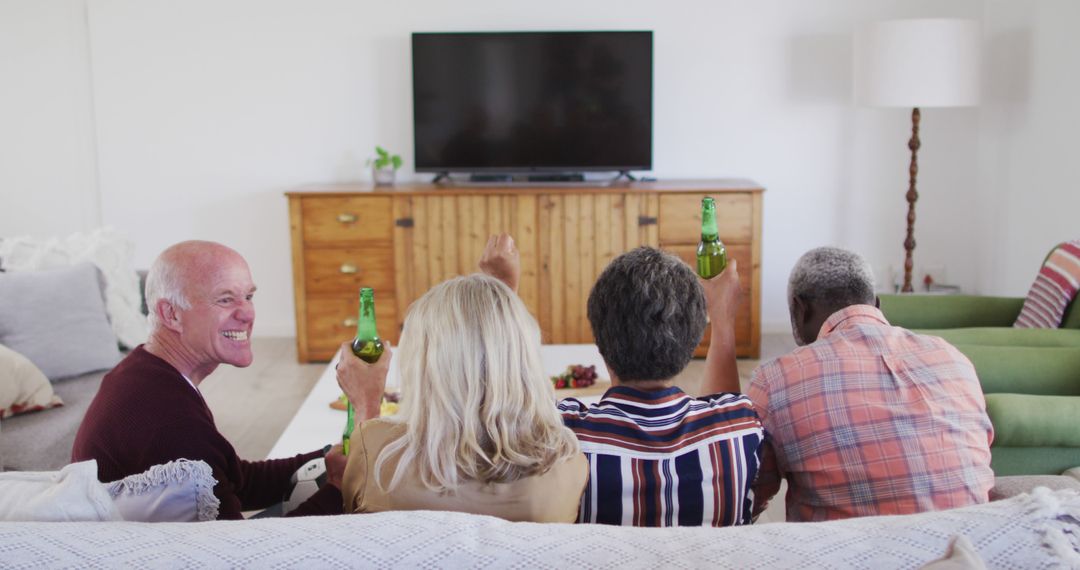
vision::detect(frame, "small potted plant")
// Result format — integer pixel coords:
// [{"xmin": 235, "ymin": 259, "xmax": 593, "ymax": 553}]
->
[{"xmin": 368, "ymin": 146, "xmax": 403, "ymax": 186}]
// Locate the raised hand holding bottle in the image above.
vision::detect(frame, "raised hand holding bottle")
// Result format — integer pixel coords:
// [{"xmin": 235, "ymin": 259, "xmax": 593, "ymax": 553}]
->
[{"xmin": 343, "ymin": 287, "xmax": 384, "ymax": 455}]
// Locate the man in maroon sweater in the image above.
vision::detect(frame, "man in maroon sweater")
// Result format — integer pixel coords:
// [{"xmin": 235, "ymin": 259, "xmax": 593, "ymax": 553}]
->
[{"xmin": 73, "ymin": 240, "xmax": 347, "ymax": 519}]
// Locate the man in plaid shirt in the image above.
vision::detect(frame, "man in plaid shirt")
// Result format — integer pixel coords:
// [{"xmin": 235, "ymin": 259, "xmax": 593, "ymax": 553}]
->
[{"xmin": 749, "ymin": 247, "xmax": 994, "ymax": 522}]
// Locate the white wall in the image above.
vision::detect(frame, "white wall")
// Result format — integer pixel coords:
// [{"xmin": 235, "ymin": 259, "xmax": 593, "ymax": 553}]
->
[
  {"xmin": 979, "ymin": 0, "xmax": 1080, "ymax": 296},
  {"xmin": 0, "ymin": 0, "xmax": 100, "ymax": 237},
  {"xmin": 5, "ymin": 0, "xmax": 1042, "ymax": 339}
]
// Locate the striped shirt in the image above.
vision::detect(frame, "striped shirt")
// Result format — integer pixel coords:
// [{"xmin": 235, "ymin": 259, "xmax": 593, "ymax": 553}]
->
[
  {"xmin": 749, "ymin": 305, "xmax": 995, "ymax": 522},
  {"xmin": 558, "ymin": 386, "xmax": 765, "ymax": 527}
]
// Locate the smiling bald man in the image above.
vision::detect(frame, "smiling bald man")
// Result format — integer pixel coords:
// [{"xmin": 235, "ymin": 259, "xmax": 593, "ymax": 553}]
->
[{"xmin": 73, "ymin": 241, "xmax": 345, "ymax": 519}]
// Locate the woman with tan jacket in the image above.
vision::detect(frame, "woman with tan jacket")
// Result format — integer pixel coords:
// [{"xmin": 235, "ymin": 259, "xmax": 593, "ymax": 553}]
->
[{"xmin": 335, "ymin": 271, "xmax": 586, "ymax": 522}]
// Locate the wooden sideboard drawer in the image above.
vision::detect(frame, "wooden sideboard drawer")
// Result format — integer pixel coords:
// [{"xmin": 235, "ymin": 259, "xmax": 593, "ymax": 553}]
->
[
  {"xmin": 304, "ymin": 295, "xmax": 399, "ymax": 358},
  {"xmin": 696, "ymin": 308, "xmax": 753, "ymax": 357},
  {"xmin": 304, "ymin": 247, "xmax": 395, "ymax": 294},
  {"xmin": 664, "ymin": 244, "xmax": 753, "ymax": 357},
  {"xmin": 658, "ymin": 193, "xmax": 753, "ymax": 245},
  {"xmin": 301, "ymin": 196, "xmax": 394, "ymax": 245}
]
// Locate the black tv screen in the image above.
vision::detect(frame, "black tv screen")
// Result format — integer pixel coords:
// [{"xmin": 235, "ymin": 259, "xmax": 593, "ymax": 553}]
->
[{"xmin": 412, "ymin": 31, "xmax": 653, "ymax": 174}]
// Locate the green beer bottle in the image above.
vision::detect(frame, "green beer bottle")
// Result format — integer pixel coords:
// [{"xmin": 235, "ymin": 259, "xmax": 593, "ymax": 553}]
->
[
  {"xmin": 696, "ymin": 197, "xmax": 727, "ymax": 279},
  {"xmin": 343, "ymin": 287, "xmax": 384, "ymax": 456}
]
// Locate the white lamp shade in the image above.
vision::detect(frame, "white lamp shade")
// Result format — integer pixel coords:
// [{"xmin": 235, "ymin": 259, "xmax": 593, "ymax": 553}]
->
[{"xmin": 855, "ymin": 19, "xmax": 981, "ymax": 108}]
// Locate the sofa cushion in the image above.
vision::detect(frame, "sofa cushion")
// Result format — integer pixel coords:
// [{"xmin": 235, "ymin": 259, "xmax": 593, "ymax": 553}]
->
[
  {"xmin": 0, "ymin": 370, "xmax": 105, "ymax": 471},
  {"xmin": 990, "ymin": 447, "xmax": 1080, "ymax": 477},
  {"xmin": 106, "ymin": 459, "xmax": 219, "ymax": 522},
  {"xmin": 0, "ymin": 460, "xmax": 120, "ymax": 522},
  {"xmin": 0, "ymin": 345, "xmax": 62, "ymax": 419},
  {"xmin": 0, "ymin": 458, "xmax": 218, "ymax": 523},
  {"xmin": 1014, "ymin": 240, "xmax": 1080, "ymax": 329},
  {"xmin": 951, "ymin": 344, "xmax": 1080, "ymax": 395},
  {"xmin": 0, "ymin": 230, "xmax": 148, "ymax": 348},
  {"xmin": 989, "ymin": 474, "xmax": 1080, "ymax": 501},
  {"xmin": 0, "ymin": 263, "xmax": 120, "ymax": 381},
  {"xmin": 985, "ymin": 393, "xmax": 1080, "ymax": 447},
  {"xmin": 880, "ymin": 294, "xmax": 1024, "ymax": 329},
  {"xmin": 925, "ymin": 327, "xmax": 1080, "ymax": 348}
]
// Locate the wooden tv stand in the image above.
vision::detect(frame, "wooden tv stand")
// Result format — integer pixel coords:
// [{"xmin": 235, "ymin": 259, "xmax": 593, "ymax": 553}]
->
[{"xmin": 286, "ymin": 179, "xmax": 763, "ymax": 362}]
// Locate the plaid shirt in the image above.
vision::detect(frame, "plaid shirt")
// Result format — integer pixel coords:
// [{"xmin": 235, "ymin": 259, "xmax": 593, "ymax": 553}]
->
[
  {"xmin": 559, "ymin": 386, "xmax": 765, "ymax": 527},
  {"xmin": 749, "ymin": 305, "xmax": 994, "ymax": 522}
]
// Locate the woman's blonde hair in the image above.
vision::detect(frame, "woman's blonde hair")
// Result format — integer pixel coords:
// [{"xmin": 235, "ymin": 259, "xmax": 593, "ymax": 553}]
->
[{"xmin": 376, "ymin": 274, "xmax": 580, "ymax": 493}]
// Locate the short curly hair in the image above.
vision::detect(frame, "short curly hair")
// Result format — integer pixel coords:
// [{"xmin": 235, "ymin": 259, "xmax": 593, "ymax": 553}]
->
[
  {"xmin": 788, "ymin": 246, "xmax": 876, "ymax": 311},
  {"xmin": 587, "ymin": 247, "xmax": 706, "ymax": 382}
]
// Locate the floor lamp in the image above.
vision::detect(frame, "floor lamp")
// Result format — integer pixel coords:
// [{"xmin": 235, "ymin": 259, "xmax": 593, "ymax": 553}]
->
[{"xmin": 855, "ymin": 19, "xmax": 980, "ymax": 293}]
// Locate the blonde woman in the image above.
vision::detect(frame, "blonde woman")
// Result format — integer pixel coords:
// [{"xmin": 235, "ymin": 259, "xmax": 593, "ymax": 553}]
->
[{"xmin": 336, "ymin": 271, "xmax": 587, "ymax": 522}]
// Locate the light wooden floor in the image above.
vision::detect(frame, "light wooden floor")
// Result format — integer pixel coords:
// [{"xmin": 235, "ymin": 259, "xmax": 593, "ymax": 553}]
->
[{"xmin": 199, "ymin": 338, "xmax": 326, "ymax": 460}]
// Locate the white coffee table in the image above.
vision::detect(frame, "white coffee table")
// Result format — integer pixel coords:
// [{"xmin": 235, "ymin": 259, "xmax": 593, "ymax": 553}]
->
[{"xmin": 267, "ymin": 344, "xmax": 610, "ymax": 459}]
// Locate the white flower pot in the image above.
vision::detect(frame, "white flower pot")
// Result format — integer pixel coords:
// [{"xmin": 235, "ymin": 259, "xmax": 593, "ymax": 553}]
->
[{"xmin": 373, "ymin": 167, "xmax": 396, "ymax": 186}]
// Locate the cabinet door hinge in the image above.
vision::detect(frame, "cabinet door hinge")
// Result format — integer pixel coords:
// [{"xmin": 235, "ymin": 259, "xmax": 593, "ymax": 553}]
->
[
  {"xmin": 395, "ymin": 218, "xmax": 415, "ymax": 228},
  {"xmin": 638, "ymin": 215, "xmax": 658, "ymax": 226}
]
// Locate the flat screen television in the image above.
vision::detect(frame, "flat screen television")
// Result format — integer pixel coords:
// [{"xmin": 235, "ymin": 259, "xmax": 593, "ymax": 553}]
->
[{"xmin": 412, "ymin": 31, "xmax": 653, "ymax": 178}]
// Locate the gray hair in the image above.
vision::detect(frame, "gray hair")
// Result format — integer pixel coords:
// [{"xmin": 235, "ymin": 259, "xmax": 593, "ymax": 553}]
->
[
  {"xmin": 587, "ymin": 247, "xmax": 706, "ymax": 382},
  {"xmin": 788, "ymin": 247, "xmax": 876, "ymax": 312},
  {"xmin": 144, "ymin": 249, "xmax": 192, "ymax": 330}
]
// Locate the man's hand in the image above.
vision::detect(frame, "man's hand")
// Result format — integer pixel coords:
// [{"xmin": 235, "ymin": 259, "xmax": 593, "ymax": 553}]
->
[
  {"xmin": 478, "ymin": 233, "xmax": 520, "ymax": 292},
  {"xmin": 699, "ymin": 259, "xmax": 741, "ymax": 329},
  {"xmin": 336, "ymin": 341, "xmax": 392, "ymax": 422},
  {"xmin": 323, "ymin": 444, "xmax": 346, "ymax": 490}
]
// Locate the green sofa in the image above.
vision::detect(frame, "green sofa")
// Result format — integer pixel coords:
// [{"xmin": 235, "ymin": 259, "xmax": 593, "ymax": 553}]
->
[{"xmin": 879, "ymin": 293, "xmax": 1080, "ymax": 476}]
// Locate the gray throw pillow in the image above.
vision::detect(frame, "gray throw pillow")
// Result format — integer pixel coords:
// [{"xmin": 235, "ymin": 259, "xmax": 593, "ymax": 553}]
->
[{"xmin": 0, "ymin": 263, "xmax": 120, "ymax": 381}]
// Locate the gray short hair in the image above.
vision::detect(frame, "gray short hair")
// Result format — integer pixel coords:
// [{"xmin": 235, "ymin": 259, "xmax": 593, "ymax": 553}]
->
[
  {"xmin": 788, "ymin": 247, "xmax": 876, "ymax": 311},
  {"xmin": 144, "ymin": 250, "xmax": 192, "ymax": 330},
  {"xmin": 587, "ymin": 247, "xmax": 706, "ymax": 382}
]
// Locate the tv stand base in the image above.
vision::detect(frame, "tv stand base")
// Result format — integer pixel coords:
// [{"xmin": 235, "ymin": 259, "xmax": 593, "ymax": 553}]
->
[
  {"xmin": 467, "ymin": 173, "xmax": 586, "ymax": 183},
  {"xmin": 432, "ymin": 172, "xmax": 646, "ymax": 187}
]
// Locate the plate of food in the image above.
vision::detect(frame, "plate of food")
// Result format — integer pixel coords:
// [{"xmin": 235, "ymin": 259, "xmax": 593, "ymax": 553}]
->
[
  {"xmin": 551, "ymin": 364, "xmax": 599, "ymax": 389},
  {"xmin": 330, "ymin": 392, "xmax": 402, "ymax": 417}
]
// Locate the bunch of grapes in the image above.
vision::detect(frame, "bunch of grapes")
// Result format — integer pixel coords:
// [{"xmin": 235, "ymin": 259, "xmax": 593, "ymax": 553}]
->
[
  {"xmin": 380, "ymin": 391, "xmax": 402, "ymax": 416},
  {"xmin": 551, "ymin": 364, "xmax": 598, "ymax": 389}
]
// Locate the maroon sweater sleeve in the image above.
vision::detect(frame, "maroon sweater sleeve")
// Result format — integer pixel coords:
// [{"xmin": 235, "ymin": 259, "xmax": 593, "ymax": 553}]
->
[
  {"xmin": 286, "ymin": 484, "xmax": 343, "ymax": 517},
  {"xmin": 151, "ymin": 421, "xmax": 340, "ymax": 518},
  {"xmin": 235, "ymin": 450, "xmax": 325, "ymax": 511},
  {"xmin": 150, "ymin": 423, "xmax": 338, "ymax": 518}
]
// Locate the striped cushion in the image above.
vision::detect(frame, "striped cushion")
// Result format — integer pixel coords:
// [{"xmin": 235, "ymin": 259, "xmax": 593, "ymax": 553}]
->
[{"xmin": 1015, "ymin": 241, "xmax": 1080, "ymax": 328}]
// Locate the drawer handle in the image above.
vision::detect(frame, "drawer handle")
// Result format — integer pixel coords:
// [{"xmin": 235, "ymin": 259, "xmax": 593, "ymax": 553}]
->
[
  {"xmin": 337, "ymin": 213, "xmax": 358, "ymax": 224},
  {"xmin": 340, "ymin": 263, "xmax": 359, "ymax": 274},
  {"xmin": 342, "ymin": 318, "xmax": 357, "ymax": 328}
]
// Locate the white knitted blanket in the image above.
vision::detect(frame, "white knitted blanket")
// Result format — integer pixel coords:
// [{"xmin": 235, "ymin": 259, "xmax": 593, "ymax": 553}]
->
[{"xmin": 1, "ymin": 488, "xmax": 1077, "ymax": 569}]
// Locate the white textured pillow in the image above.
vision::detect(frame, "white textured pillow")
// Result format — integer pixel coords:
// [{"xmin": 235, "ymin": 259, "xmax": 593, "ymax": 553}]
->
[
  {"xmin": 0, "ymin": 263, "xmax": 121, "ymax": 380},
  {"xmin": 0, "ymin": 344, "xmax": 63, "ymax": 418},
  {"xmin": 0, "ymin": 228, "xmax": 148, "ymax": 348},
  {"xmin": 0, "ymin": 461, "xmax": 121, "ymax": 522},
  {"xmin": 106, "ymin": 459, "xmax": 220, "ymax": 522}
]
